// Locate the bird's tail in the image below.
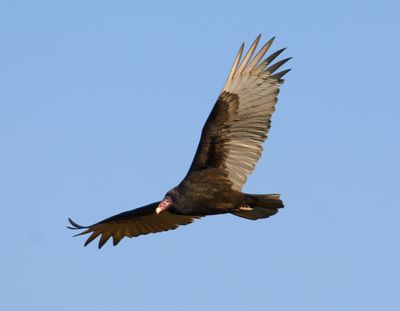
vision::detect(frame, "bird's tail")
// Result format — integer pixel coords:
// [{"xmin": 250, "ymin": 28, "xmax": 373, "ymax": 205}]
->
[{"xmin": 232, "ymin": 193, "xmax": 284, "ymax": 220}]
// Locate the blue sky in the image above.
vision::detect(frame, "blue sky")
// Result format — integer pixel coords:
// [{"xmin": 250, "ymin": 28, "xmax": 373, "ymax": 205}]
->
[{"xmin": 1, "ymin": 1, "xmax": 399, "ymax": 310}]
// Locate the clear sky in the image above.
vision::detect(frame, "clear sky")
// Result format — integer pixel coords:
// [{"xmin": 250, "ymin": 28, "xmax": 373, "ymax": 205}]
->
[{"xmin": 1, "ymin": 1, "xmax": 399, "ymax": 310}]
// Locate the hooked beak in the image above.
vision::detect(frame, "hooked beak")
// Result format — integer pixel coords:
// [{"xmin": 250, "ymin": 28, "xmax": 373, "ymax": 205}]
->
[{"xmin": 156, "ymin": 196, "xmax": 172, "ymax": 214}]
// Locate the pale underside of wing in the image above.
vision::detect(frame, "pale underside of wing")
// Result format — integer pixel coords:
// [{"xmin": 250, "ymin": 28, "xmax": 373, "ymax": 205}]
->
[
  {"xmin": 190, "ymin": 35, "xmax": 291, "ymax": 191},
  {"xmin": 68, "ymin": 202, "xmax": 199, "ymax": 248}
]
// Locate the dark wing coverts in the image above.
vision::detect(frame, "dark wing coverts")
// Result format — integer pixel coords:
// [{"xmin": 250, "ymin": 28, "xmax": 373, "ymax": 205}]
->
[
  {"xmin": 68, "ymin": 202, "xmax": 198, "ymax": 248},
  {"xmin": 189, "ymin": 35, "xmax": 290, "ymax": 191}
]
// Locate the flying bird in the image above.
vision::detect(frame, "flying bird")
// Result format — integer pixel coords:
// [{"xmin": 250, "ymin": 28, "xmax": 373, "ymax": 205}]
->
[{"xmin": 68, "ymin": 34, "xmax": 291, "ymax": 248}]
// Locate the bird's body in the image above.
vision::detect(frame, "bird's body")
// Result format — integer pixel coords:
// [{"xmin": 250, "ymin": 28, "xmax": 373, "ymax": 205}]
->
[
  {"xmin": 68, "ymin": 34, "xmax": 290, "ymax": 248},
  {"xmin": 169, "ymin": 169, "xmax": 280, "ymax": 216},
  {"xmin": 167, "ymin": 170, "xmax": 244, "ymax": 216}
]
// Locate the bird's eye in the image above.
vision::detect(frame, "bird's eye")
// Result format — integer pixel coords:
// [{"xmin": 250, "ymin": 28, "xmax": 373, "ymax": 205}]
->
[{"xmin": 165, "ymin": 195, "xmax": 174, "ymax": 204}]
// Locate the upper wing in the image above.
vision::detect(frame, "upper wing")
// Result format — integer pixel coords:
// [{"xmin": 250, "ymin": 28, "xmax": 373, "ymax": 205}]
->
[
  {"xmin": 68, "ymin": 202, "xmax": 199, "ymax": 248},
  {"xmin": 188, "ymin": 35, "xmax": 290, "ymax": 191}
]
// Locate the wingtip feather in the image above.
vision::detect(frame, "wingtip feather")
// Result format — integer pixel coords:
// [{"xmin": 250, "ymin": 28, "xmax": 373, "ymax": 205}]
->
[
  {"xmin": 247, "ymin": 36, "xmax": 276, "ymax": 71},
  {"xmin": 67, "ymin": 218, "xmax": 88, "ymax": 229},
  {"xmin": 236, "ymin": 35, "xmax": 261, "ymax": 74},
  {"xmin": 266, "ymin": 57, "xmax": 292, "ymax": 74},
  {"xmin": 263, "ymin": 48, "xmax": 286, "ymax": 68},
  {"xmin": 222, "ymin": 42, "xmax": 245, "ymax": 91},
  {"xmin": 271, "ymin": 68, "xmax": 291, "ymax": 82}
]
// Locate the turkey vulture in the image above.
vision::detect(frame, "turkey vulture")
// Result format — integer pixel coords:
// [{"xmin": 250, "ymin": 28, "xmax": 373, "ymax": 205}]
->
[{"xmin": 68, "ymin": 34, "xmax": 290, "ymax": 248}]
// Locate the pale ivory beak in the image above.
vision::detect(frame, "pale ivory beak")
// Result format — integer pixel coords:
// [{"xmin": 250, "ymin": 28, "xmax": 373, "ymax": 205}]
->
[{"xmin": 156, "ymin": 197, "xmax": 172, "ymax": 214}]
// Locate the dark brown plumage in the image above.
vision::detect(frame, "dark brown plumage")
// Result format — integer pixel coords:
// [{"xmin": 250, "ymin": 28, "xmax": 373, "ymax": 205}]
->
[{"xmin": 68, "ymin": 34, "xmax": 290, "ymax": 248}]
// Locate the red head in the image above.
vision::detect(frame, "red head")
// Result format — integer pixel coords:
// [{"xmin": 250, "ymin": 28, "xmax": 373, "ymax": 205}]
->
[{"xmin": 156, "ymin": 196, "xmax": 173, "ymax": 214}]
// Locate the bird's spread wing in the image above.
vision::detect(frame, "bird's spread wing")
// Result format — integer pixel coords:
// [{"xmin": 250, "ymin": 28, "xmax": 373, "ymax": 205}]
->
[
  {"xmin": 68, "ymin": 202, "xmax": 199, "ymax": 248},
  {"xmin": 189, "ymin": 35, "xmax": 290, "ymax": 191}
]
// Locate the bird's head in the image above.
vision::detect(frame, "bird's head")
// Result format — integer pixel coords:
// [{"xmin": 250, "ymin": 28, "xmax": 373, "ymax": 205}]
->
[
  {"xmin": 156, "ymin": 188, "xmax": 179, "ymax": 214},
  {"xmin": 156, "ymin": 195, "xmax": 173, "ymax": 214}
]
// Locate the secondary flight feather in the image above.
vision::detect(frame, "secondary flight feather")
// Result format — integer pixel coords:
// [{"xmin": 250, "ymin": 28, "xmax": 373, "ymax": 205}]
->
[{"xmin": 68, "ymin": 34, "xmax": 291, "ymax": 248}]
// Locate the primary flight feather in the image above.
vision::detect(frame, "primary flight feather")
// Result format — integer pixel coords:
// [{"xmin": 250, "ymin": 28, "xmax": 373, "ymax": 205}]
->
[{"xmin": 68, "ymin": 34, "xmax": 291, "ymax": 248}]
